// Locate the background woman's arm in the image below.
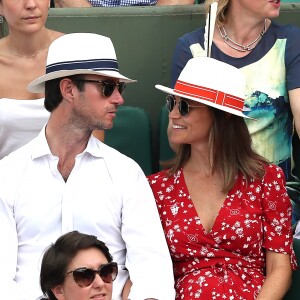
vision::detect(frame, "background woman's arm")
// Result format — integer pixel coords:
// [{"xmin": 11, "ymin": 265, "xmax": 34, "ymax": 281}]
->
[{"xmin": 289, "ymin": 88, "xmax": 300, "ymax": 137}]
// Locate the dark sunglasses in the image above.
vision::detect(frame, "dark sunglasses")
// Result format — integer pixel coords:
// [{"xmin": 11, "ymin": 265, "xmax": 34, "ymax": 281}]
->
[
  {"xmin": 73, "ymin": 79, "xmax": 126, "ymax": 97},
  {"xmin": 166, "ymin": 94, "xmax": 206, "ymax": 117},
  {"xmin": 66, "ymin": 262, "xmax": 118, "ymax": 287}
]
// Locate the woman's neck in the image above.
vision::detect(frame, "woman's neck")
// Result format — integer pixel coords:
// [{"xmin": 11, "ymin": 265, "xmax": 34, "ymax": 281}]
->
[
  {"xmin": 184, "ymin": 145, "xmax": 214, "ymax": 177},
  {"xmin": 5, "ymin": 27, "xmax": 53, "ymax": 59},
  {"xmin": 220, "ymin": 17, "xmax": 268, "ymax": 46},
  {"xmin": 213, "ymin": 17, "xmax": 270, "ymax": 58}
]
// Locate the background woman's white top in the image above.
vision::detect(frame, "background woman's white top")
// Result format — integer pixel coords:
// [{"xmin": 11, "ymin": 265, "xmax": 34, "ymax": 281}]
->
[{"xmin": 0, "ymin": 98, "xmax": 49, "ymax": 159}]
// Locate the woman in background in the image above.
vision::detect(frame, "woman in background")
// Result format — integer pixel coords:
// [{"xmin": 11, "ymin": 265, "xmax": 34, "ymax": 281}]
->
[
  {"xmin": 0, "ymin": 0, "xmax": 63, "ymax": 159},
  {"xmin": 170, "ymin": 0, "xmax": 300, "ymax": 224}
]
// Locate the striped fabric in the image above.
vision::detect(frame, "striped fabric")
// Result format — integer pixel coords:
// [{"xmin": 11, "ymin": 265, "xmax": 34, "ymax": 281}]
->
[{"xmin": 89, "ymin": 0, "xmax": 157, "ymax": 6}]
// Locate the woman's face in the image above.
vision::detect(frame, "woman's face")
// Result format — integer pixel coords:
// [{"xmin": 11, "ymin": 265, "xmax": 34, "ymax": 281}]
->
[
  {"xmin": 168, "ymin": 96, "xmax": 213, "ymax": 147},
  {"xmin": 0, "ymin": 0, "xmax": 50, "ymax": 33},
  {"xmin": 52, "ymin": 247, "xmax": 113, "ymax": 300},
  {"xmin": 230, "ymin": 0, "xmax": 280, "ymax": 20}
]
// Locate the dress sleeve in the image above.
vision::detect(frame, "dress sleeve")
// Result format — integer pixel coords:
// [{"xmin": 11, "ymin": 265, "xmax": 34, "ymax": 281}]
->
[{"xmin": 262, "ymin": 164, "xmax": 297, "ymax": 269}]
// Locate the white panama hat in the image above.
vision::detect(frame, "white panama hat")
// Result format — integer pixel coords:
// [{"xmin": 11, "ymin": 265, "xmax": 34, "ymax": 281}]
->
[
  {"xmin": 28, "ymin": 33, "xmax": 136, "ymax": 93},
  {"xmin": 156, "ymin": 57, "xmax": 251, "ymax": 119}
]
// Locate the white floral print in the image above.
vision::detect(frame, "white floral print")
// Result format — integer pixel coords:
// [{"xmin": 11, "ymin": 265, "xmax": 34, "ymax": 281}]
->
[{"xmin": 148, "ymin": 165, "xmax": 297, "ymax": 300}]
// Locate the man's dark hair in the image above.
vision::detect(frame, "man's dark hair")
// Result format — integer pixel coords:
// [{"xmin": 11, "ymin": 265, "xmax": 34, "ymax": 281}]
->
[{"xmin": 44, "ymin": 75, "xmax": 86, "ymax": 112}]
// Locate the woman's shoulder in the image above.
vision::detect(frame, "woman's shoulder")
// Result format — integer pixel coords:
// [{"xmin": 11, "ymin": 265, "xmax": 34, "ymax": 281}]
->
[
  {"xmin": 262, "ymin": 163, "xmax": 286, "ymax": 184},
  {"xmin": 178, "ymin": 26, "xmax": 205, "ymax": 45},
  {"xmin": 52, "ymin": 31, "xmax": 65, "ymax": 41},
  {"xmin": 270, "ymin": 21, "xmax": 300, "ymax": 38},
  {"xmin": 147, "ymin": 169, "xmax": 170, "ymax": 182},
  {"xmin": 147, "ymin": 169, "xmax": 180, "ymax": 187},
  {"xmin": 239, "ymin": 164, "xmax": 286, "ymax": 188}
]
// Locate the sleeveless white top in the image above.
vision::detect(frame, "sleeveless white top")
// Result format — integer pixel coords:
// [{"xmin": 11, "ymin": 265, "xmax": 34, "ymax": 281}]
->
[{"xmin": 0, "ymin": 98, "xmax": 50, "ymax": 159}]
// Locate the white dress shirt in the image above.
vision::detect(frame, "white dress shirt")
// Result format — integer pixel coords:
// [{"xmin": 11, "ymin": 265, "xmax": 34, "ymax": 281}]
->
[
  {"xmin": 0, "ymin": 128, "xmax": 175, "ymax": 300},
  {"xmin": 295, "ymin": 221, "xmax": 300, "ymax": 239}
]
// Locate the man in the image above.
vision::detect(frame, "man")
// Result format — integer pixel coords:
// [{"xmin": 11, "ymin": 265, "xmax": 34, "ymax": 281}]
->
[{"xmin": 0, "ymin": 33, "xmax": 175, "ymax": 300}]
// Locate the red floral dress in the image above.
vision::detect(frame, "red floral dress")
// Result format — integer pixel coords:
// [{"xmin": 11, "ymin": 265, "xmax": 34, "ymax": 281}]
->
[{"xmin": 148, "ymin": 164, "xmax": 297, "ymax": 300}]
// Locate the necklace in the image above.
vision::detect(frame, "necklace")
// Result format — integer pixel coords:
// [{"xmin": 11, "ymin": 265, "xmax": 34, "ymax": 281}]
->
[
  {"xmin": 6, "ymin": 30, "xmax": 54, "ymax": 59},
  {"xmin": 218, "ymin": 20, "xmax": 267, "ymax": 52}
]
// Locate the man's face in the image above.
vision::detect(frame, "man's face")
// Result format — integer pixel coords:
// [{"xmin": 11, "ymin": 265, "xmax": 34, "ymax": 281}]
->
[{"xmin": 71, "ymin": 75, "xmax": 125, "ymax": 131}]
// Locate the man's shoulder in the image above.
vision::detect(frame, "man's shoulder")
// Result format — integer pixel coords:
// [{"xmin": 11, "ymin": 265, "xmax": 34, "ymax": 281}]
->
[
  {"xmin": 97, "ymin": 142, "xmax": 147, "ymax": 182},
  {"xmin": 95, "ymin": 139, "xmax": 142, "ymax": 170}
]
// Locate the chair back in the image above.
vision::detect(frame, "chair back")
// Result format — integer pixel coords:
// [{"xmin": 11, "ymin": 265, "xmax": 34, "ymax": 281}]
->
[
  {"xmin": 105, "ymin": 106, "xmax": 153, "ymax": 175},
  {"xmin": 159, "ymin": 105, "xmax": 175, "ymax": 170}
]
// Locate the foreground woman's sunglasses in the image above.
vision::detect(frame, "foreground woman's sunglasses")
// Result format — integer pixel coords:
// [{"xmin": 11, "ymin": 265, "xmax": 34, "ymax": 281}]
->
[{"xmin": 66, "ymin": 262, "xmax": 118, "ymax": 287}]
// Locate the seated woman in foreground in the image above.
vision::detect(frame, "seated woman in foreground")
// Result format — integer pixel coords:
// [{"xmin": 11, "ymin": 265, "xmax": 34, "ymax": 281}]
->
[
  {"xmin": 148, "ymin": 56, "xmax": 297, "ymax": 299},
  {"xmin": 40, "ymin": 230, "xmax": 118, "ymax": 300}
]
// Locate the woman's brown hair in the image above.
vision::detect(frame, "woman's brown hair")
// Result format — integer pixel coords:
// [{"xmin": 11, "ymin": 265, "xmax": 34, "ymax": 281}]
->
[
  {"xmin": 205, "ymin": 0, "xmax": 230, "ymax": 26},
  {"xmin": 167, "ymin": 107, "xmax": 268, "ymax": 193}
]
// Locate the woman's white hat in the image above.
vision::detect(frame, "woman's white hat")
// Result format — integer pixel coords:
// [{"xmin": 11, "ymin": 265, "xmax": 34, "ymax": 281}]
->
[
  {"xmin": 156, "ymin": 57, "xmax": 251, "ymax": 119},
  {"xmin": 28, "ymin": 33, "xmax": 136, "ymax": 93}
]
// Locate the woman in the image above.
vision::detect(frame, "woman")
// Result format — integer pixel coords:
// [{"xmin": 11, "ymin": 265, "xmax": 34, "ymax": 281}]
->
[
  {"xmin": 40, "ymin": 230, "xmax": 118, "ymax": 300},
  {"xmin": 171, "ymin": 0, "xmax": 300, "ymax": 184},
  {"xmin": 0, "ymin": 0, "xmax": 63, "ymax": 159},
  {"xmin": 148, "ymin": 56, "xmax": 296, "ymax": 299}
]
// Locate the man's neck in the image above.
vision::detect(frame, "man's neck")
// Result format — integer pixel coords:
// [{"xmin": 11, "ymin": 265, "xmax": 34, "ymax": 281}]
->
[{"xmin": 45, "ymin": 122, "xmax": 92, "ymax": 181}]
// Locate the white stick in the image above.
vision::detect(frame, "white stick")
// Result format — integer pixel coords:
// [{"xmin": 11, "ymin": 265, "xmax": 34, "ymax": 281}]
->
[{"xmin": 204, "ymin": 1, "xmax": 218, "ymax": 57}]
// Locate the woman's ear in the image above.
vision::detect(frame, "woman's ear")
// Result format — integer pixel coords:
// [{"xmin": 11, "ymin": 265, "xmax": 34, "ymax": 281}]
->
[{"xmin": 51, "ymin": 285, "xmax": 65, "ymax": 300}]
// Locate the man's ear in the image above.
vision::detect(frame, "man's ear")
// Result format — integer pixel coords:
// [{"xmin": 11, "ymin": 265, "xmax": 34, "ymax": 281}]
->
[
  {"xmin": 51, "ymin": 285, "xmax": 65, "ymax": 300},
  {"xmin": 60, "ymin": 78, "xmax": 76, "ymax": 101}
]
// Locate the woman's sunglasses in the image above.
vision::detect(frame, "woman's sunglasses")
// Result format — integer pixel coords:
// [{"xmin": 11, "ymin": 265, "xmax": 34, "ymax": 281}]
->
[
  {"xmin": 66, "ymin": 262, "xmax": 118, "ymax": 287},
  {"xmin": 166, "ymin": 94, "xmax": 206, "ymax": 117},
  {"xmin": 73, "ymin": 79, "xmax": 126, "ymax": 98}
]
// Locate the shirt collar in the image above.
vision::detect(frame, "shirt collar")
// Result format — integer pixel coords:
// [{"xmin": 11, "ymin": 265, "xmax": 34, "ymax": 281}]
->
[
  {"xmin": 32, "ymin": 126, "xmax": 105, "ymax": 160},
  {"xmin": 84, "ymin": 134, "xmax": 105, "ymax": 158}
]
